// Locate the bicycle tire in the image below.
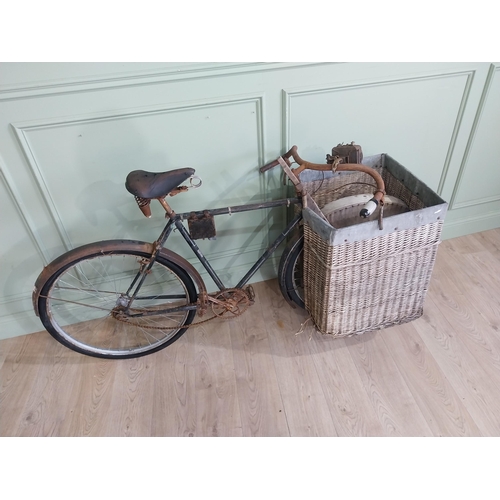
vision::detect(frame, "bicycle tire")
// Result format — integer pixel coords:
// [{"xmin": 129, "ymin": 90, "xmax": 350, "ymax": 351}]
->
[
  {"xmin": 38, "ymin": 245, "xmax": 197, "ymax": 359},
  {"xmin": 278, "ymin": 233, "xmax": 305, "ymax": 309}
]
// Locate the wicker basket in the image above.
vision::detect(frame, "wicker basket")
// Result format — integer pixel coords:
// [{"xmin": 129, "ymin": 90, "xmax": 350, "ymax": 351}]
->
[{"xmin": 301, "ymin": 153, "xmax": 448, "ymax": 336}]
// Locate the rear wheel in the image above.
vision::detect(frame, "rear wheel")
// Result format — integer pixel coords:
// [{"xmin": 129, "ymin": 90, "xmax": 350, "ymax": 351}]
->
[
  {"xmin": 38, "ymin": 247, "xmax": 197, "ymax": 359},
  {"xmin": 278, "ymin": 233, "xmax": 305, "ymax": 309}
]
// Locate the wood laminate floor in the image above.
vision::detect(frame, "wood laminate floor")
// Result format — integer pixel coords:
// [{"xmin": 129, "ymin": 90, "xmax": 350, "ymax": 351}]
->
[{"xmin": 1, "ymin": 229, "xmax": 500, "ymax": 436}]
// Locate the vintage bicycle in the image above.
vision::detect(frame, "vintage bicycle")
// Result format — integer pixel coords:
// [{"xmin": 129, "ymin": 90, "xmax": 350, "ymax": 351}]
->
[{"xmin": 32, "ymin": 146, "xmax": 385, "ymax": 359}]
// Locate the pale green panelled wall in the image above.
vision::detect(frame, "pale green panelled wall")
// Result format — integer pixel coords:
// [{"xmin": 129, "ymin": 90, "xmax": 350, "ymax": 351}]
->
[{"xmin": 1, "ymin": 62, "xmax": 499, "ymax": 340}]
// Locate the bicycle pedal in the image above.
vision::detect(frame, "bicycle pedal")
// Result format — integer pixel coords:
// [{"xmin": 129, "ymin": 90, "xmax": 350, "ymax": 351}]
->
[{"xmin": 245, "ymin": 285, "xmax": 255, "ymax": 302}]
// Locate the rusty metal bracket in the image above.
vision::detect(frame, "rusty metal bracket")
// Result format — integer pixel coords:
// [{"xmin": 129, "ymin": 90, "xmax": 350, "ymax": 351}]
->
[{"xmin": 327, "ymin": 142, "xmax": 363, "ymax": 165}]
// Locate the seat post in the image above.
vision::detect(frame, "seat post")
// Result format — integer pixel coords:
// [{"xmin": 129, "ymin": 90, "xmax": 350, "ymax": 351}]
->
[{"xmin": 157, "ymin": 197, "xmax": 176, "ymax": 218}]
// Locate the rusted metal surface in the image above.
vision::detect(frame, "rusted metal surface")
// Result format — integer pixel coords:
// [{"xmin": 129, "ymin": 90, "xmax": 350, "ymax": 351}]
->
[
  {"xmin": 157, "ymin": 197, "xmax": 175, "ymax": 217},
  {"xmin": 259, "ymin": 144, "xmax": 386, "ymax": 204},
  {"xmin": 178, "ymin": 198, "xmax": 301, "ymax": 220},
  {"xmin": 32, "ymin": 240, "xmax": 208, "ymax": 317},
  {"xmin": 134, "ymin": 196, "xmax": 152, "ymax": 217},
  {"xmin": 292, "ymin": 163, "xmax": 385, "ymax": 200},
  {"xmin": 327, "ymin": 142, "xmax": 363, "ymax": 165},
  {"xmin": 188, "ymin": 210, "xmax": 216, "ymax": 240},
  {"xmin": 168, "ymin": 186, "xmax": 189, "ymax": 197},
  {"xmin": 210, "ymin": 288, "xmax": 252, "ymax": 317},
  {"xmin": 112, "ymin": 286, "xmax": 255, "ymax": 330}
]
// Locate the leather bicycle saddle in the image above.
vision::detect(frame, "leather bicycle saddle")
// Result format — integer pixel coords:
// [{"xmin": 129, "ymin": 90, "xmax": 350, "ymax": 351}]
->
[{"xmin": 125, "ymin": 168, "xmax": 195, "ymax": 199}]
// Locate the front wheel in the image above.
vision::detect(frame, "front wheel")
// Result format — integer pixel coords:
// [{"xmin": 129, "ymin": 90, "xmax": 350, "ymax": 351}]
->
[
  {"xmin": 278, "ymin": 233, "xmax": 305, "ymax": 309},
  {"xmin": 38, "ymin": 246, "xmax": 197, "ymax": 359}
]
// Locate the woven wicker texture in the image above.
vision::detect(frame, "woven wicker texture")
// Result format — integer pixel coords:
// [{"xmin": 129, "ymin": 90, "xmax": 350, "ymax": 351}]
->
[{"xmin": 302, "ymin": 166, "xmax": 443, "ymax": 336}]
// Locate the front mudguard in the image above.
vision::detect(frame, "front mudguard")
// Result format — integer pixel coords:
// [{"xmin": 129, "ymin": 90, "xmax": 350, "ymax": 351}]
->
[{"xmin": 32, "ymin": 240, "xmax": 207, "ymax": 317}]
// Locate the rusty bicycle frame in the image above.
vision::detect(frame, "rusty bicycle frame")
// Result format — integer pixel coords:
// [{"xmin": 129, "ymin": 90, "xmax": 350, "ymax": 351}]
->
[{"xmin": 121, "ymin": 196, "xmax": 304, "ymax": 320}]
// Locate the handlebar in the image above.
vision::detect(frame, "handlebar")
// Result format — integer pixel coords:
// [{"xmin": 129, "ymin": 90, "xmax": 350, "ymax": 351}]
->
[
  {"xmin": 259, "ymin": 146, "xmax": 303, "ymax": 172},
  {"xmin": 260, "ymin": 145, "xmax": 386, "ymax": 219}
]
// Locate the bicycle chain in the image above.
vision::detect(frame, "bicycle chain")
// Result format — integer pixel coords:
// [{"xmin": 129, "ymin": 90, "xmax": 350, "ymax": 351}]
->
[{"xmin": 111, "ymin": 287, "xmax": 253, "ymax": 330}]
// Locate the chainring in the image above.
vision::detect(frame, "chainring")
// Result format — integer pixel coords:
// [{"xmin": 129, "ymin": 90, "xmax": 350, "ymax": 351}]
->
[{"xmin": 210, "ymin": 288, "xmax": 251, "ymax": 318}]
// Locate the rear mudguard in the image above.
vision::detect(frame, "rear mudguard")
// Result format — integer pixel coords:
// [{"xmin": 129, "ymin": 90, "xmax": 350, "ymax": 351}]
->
[{"xmin": 32, "ymin": 240, "xmax": 207, "ymax": 317}]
